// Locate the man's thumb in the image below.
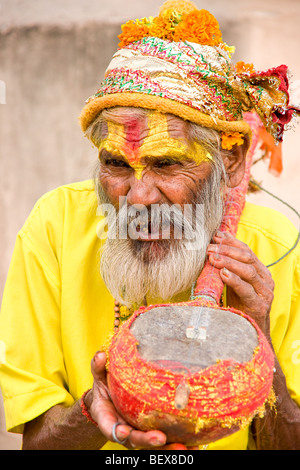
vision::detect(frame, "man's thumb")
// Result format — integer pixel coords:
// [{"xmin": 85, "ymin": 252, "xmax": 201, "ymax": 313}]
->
[{"xmin": 91, "ymin": 351, "xmax": 107, "ymax": 382}]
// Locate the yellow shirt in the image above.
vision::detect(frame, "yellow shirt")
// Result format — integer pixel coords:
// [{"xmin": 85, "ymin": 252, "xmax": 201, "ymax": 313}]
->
[{"xmin": 0, "ymin": 180, "xmax": 300, "ymax": 450}]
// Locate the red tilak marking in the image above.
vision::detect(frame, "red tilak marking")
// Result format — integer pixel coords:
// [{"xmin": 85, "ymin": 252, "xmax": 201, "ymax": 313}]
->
[{"xmin": 123, "ymin": 117, "xmax": 148, "ymax": 164}]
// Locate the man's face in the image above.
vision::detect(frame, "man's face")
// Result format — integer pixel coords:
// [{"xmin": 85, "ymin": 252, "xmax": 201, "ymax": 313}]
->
[
  {"xmin": 98, "ymin": 111, "xmax": 214, "ymax": 227},
  {"xmin": 97, "ymin": 109, "xmax": 225, "ymax": 307}
]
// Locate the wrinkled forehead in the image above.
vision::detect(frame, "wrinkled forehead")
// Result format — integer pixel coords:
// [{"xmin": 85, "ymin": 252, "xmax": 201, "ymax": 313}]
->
[
  {"xmin": 99, "ymin": 110, "xmax": 189, "ymax": 157},
  {"xmin": 101, "ymin": 109, "xmax": 189, "ymax": 137}
]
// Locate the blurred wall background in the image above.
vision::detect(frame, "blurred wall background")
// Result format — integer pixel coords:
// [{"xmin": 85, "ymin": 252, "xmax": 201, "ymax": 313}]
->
[{"xmin": 0, "ymin": 0, "xmax": 300, "ymax": 449}]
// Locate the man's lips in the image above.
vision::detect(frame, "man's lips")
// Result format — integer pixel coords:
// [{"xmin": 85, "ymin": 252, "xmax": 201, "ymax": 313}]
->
[
  {"xmin": 135, "ymin": 229, "xmax": 166, "ymax": 241},
  {"xmin": 128, "ymin": 220, "xmax": 173, "ymax": 241}
]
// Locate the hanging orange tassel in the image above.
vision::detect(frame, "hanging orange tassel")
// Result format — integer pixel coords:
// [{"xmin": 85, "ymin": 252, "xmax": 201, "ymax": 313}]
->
[{"xmin": 258, "ymin": 123, "xmax": 283, "ymax": 176}]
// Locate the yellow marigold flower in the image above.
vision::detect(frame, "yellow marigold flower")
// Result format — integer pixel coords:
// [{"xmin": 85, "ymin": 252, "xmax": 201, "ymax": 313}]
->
[
  {"xmin": 173, "ymin": 9, "xmax": 222, "ymax": 46},
  {"xmin": 150, "ymin": 10, "xmax": 182, "ymax": 40},
  {"xmin": 118, "ymin": 20, "xmax": 150, "ymax": 47},
  {"xmin": 221, "ymin": 132, "xmax": 244, "ymax": 150},
  {"xmin": 159, "ymin": 0, "xmax": 197, "ymax": 16},
  {"xmin": 219, "ymin": 42, "xmax": 236, "ymax": 58},
  {"xmin": 161, "ymin": 9, "xmax": 183, "ymax": 27},
  {"xmin": 135, "ymin": 16, "xmax": 154, "ymax": 26}
]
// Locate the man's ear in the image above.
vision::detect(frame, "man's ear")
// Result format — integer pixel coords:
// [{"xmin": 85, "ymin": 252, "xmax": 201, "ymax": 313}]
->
[{"xmin": 222, "ymin": 135, "xmax": 250, "ymax": 188}]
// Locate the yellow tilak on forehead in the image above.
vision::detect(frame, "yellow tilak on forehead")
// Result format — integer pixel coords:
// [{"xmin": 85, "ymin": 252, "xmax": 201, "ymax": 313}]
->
[
  {"xmin": 133, "ymin": 164, "xmax": 145, "ymax": 180},
  {"xmin": 98, "ymin": 120, "xmax": 127, "ymax": 158},
  {"xmin": 140, "ymin": 112, "xmax": 177, "ymax": 158},
  {"xmin": 98, "ymin": 120, "xmax": 145, "ymax": 178},
  {"xmin": 98, "ymin": 112, "xmax": 213, "ymax": 179},
  {"xmin": 140, "ymin": 112, "xmax": 213, "ymax": 166}
]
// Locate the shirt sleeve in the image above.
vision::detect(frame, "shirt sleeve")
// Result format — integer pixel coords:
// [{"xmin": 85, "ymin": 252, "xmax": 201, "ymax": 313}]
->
[
  {"xmin": 0, "ymin": 196, "xmax": 74, "ymax": 434},
  {"xmin": 275, "ymin": 248, "xmax": 300, "ymax": 407}
]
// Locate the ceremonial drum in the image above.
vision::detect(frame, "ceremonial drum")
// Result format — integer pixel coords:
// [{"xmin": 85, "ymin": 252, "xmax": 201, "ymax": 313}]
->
[{"xmin": 107, "ymin": 303, "xmax": 274, "ymax": 445}]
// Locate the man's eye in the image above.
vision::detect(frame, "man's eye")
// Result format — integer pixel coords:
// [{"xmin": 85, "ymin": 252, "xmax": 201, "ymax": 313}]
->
[
  {"xmin": 154, "ymin": 159, "xmax": 180, "ymax": 168},
  {"xmin": 105, "ymin": 158, "xmax": 130, "ymax": 168}
]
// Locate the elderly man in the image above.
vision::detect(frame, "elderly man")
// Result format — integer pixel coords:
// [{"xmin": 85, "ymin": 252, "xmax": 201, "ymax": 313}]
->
[{"xmin": 1, "ymin": 1, "xmax": 300, "ymax": 450}]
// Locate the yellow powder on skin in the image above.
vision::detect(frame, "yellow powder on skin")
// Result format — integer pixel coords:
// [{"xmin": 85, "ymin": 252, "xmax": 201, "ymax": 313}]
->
[{"xmin": 98, "ymin": 111, "xmax": 212, "ymax": 179}]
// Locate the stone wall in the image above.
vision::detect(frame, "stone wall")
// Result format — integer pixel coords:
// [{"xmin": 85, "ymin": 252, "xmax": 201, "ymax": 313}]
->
[{"xmin": 0, "ymin": 0, "xmax": 300, "ymax": 449}]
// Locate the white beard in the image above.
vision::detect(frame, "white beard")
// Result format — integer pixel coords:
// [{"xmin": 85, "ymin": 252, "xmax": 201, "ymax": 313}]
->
[{"xmin": 97, "ymin": 168, "xmax": 224, "ymax": 308}]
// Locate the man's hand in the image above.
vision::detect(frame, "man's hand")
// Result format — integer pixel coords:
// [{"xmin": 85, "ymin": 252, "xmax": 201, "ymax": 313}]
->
[
  {"xmin": 207, "ymin": 231, "xmax": 275, "ymax": 336},
  {"xmin": 22, "ymin": 351, "xmax": 167, "ymax": 450},
  {"xmin": 88, "ymin": 351, "xmax": 168, "ymax": 449}
]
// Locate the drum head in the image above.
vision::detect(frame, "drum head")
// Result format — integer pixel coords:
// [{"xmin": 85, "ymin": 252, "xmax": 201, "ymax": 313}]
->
[{"xmin": 130, "ymin": 305, "xmax": 258, "ymax": 373}]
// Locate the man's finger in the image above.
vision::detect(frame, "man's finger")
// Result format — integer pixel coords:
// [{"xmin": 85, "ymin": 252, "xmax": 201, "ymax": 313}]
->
[
  {"xmin": 208, "ymin": 252, "xmax": 265, "ymax": 289},
  {"xmin": 155, "ymin": 443, "xmax": 188, "ymax": 450},
  {"xmin": 91, "ymin": 351, "xmax": 107, "ymax": 382},
  {"xmin": 220, "ymin": 267, "xmax": 257, "ymax": 303},
  {"xmin": 211, "ymin": 232, "xmax": 272, "ymax": 280},
  {"xmin": 110, "ymin": 422, "xmax": 133, "ymax": 445},
  {"xmin": 128, "ymin": 429, "xmax": 167, "ymax": 449}
]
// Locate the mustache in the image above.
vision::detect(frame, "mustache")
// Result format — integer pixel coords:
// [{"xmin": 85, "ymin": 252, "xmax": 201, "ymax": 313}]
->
[{"xmin": 102, "ymin": 199, "xmax": 205, "ymax": 242}]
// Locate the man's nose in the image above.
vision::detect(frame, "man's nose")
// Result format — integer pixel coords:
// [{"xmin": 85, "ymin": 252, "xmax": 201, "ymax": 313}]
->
[{"xmin": 126, "ymin": 173, "xmax": 161, "ymax": 207}]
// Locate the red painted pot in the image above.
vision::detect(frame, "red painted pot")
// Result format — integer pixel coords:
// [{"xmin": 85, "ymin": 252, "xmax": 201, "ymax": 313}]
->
[{"xmin": 107, "ymin": 302, "xmax": 274, "ymax": 446}]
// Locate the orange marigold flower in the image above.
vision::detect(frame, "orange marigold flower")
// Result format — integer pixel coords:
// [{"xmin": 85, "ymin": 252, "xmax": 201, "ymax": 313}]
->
[
  {"xmin": 235, "ymin": 61, "xmax": 256, "ymax": 75},
  {"xmin": 150, "ymin": 14, "xmax": 175, "ymax": 41},
  {"xmin": 149, "ymin": 10, "xmax": 183, "ymax": 41},
  {"xmin": 118, "ymin": 20, "xmax": 150, "ymax": 47},
  {"xmin": 173, "ymin": 9, "xmax": 222, "ymax": 46},
  {"xmin": 221, "ymin": 132, "xmax": 244, "ymax": 150}
]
